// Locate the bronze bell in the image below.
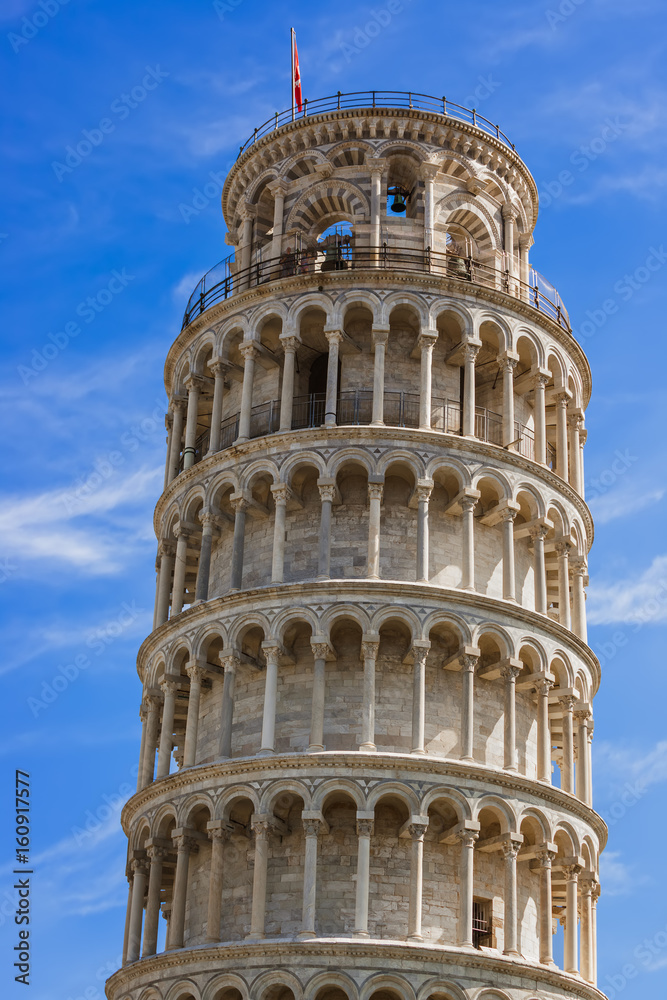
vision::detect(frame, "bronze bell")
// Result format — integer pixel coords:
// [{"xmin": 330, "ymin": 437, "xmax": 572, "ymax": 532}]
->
[{"xmin": 389, "ymin": 188, "xmax": 407, "ymax": 213}]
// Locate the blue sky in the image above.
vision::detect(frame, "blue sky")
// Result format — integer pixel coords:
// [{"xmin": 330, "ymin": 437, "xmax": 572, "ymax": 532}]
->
[{"xmin": 1, "ymin": 1, "xmax": 666, "ymax": 997}]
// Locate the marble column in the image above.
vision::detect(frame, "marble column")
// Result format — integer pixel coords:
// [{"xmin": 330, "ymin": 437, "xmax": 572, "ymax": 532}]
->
[
  {"xmin": 236, "ymin": 343, "xmax": 258, "ymax": 443},
  {"xmin": 461, "ymin": 495, "xmax": 478, "ymax": 591},
  {"xmin": 530, "ymin": 524, "xmax": 549, "ymax": 614},
  {"xmin": 369, "ymin": 163, "xmax": 384, "ymax": 258},
  {"xmin": 299, "ymin": 817, "xmax": 323, "ymax": 938},
  {"xmin": 460, "ymin": 653, "xmax": 478, "ymax": 761},
  {"xmin": 411, "ymin": 645, "xmax": 430, "ymax": 755},
  {"xmin": 367, "ymin": 481, "xmax": 384, "ymax": 579},
  {"xmin": 229, "ymin": 494, "xmax": 248, "ymax": 591},
  {"xmin": 458, "ymin": 829, "xmax": 479, "ymax": 947},
  {"xmin": 156, "ymin": 678, "xmax": 178, "ymax": 779},
  {"xmin": 259, "ymin": 645, "xmax": 280, "ymax": 755},
  {"xmin": 501, "ymin": 507, "xmax": 518, "ymax": 601},
  {"xmin": 268, "ymin": 179, "xmax": 288, "ymax": 259},
  {"xmin": 183, "ymin": 662, "xmax": 203, "ymax": 768},
  {"xmin": 575, "ymin": 710, "xmax": 592, "ymax": 804},
  {"xmin": 248, "ymin": 818, "xmax": 271, "ymax": 939},
  {"xmin": 218, "ymin": 654, "xmax": 238, "ymax": 759},
  {"xmin": 324, "ymin": 330, "xmax": 342, "ymax": 427},
  {"xmin": 142, "ymin": 846, "xmax": 167, "ymax": 957},
  {"xmin": 171, "ymin": 524, "xmax": 191, "ymax": 616},
  {"xmin": 533, "ymin": 373, "xmax": 549, "ymax": 465},
  {"xmin": 502, "ymin": 840, "xmax": 520, "ymax": 955},
  {"xmin": 416, "ymin": 479, "xmax": 433, "ymax": 582},
  {"xmin": 502, "ymin": 204, "xmax": 517, "ymax": 280},
  {"xmin": 555, "ymin": 391, "xmax": 571, "ymax": 481},
  {"xmin": 564, "ymin": 864, "xmax": 582, "ymax": 974},
  {"xmin": 462, "ymin": 343, "xmax": 480, "ymax": 437},
  {"xmin": 536, "ymin": 677, "xmax": 554, "ymax": 783},
  {"xmin": 205, "ymin": 825, "xmax": 230, "ymax": 943},
  {"xmin": 317, "ymin": 482, "xmax": 336, "ymax": 579},
  {"xmin": 155, "ymin": 542, "xmax": 175, "ymax": 626},
  {"xmin": 139, "ymin": 693, "xmax": 161, "ymax": 789},
  {"xmin": 279, "ymin": 335, "xmax": 300, "ymax": 432},
  {"xmin": 354, "ymin": 817, "xmax": 374, "ymax": 936},
  {"xmin": 182, "ymin": 375, "xmax": 203, "ymax": 470},
  {"xmin": 580, "ymin": 878, "xmax": 595, "ymax": 982},
  {"xmin": 163, "ymin": 412, "xmax": 173, "ymax": 489},
  {"xmin": 207, "ymin": 361, "xmax": 227, "ymax": 455},
  {"xmin": 556, "ymin": 539, "xmax": 572, "ymax": 630},
  {"xmin": 126, "ymin": 858, "xmax": 149, "ymax": 963},
  {"xmin": 168, "ymin": 833, "xmax": 198, "ymax": 949},
  {"xmin": 270, "ymin": 484, "xmax": 289, "ymax": 584},
  {"xmin": 167, "ymin": 398, "xmax": 186, "ymax": 482},
  {"xmin": 571, "ymin": 558, "xmax": 588, "ymax": 642},
  {"xmin": 498, "ymin": 354, "xmax": 518, "ymax": 447},
  {"xmin": 560, "ymin": 694, "xmax": 576, "ymax": 794},
  {"xmin": 360, "ymin": 638, "xmax": 379, "ymax": 751},
  {"xmin": 371, "ymin": 328, "xmax": 389, "ymax": 425},
  {"xmin": 537, "ymin": 848, "xmax": 556, "ymax": 965},
  {"xmin": 502, "ymin": 663, "xmax": 521, "ymax": 771},
  {"xmin": 194, "ymin": 511, "xmax": 217, "ymax": 602},
  {"xmin": 418, "ymin": 331, "xmax": 438, "ymax": 430},
  {"xmin": 407, "ymin": 822, "xmax": 428, "ymax": 940},
  {"xmin": 309, "ymin": 642, "xmax": 328, "ymax": 752},
  {"xmin": 568, "ymin": 412, "xmax": 583, "ymax": 493}
]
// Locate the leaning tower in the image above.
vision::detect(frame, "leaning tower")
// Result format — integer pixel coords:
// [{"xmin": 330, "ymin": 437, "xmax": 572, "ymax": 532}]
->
[{"xmin": 107, "ymin": 94, "xmax": 605, "ymax": 1000}]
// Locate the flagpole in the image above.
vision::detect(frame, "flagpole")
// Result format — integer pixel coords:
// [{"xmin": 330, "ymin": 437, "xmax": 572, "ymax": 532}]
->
[{"xmin": 291, "ymin": 28, "xmax": 295, "ymax": 122}]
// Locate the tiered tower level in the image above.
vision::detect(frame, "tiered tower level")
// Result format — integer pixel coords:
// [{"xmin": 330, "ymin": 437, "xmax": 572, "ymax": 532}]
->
[{"xmin": 108, "ymin": 94, "xmax": 605, "ymax": 1000}]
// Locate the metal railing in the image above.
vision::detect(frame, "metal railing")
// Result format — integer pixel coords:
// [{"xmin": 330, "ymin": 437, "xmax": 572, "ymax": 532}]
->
[
  {"xmin": 237, "ymin": 90, "xmax": 516, "ymax": 157},
  {"xmin": 182, "ymin": 245, "xmax": 570, "ymax": 334},
  {"xmin": 180, "ymin": 392, "xmax": 552, "ymax": 471}
]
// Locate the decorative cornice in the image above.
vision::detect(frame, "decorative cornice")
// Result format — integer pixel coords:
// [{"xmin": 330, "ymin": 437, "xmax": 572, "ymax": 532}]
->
[
  {"xmin": 119, "ymin": 749, "xmax": 608, "ymax": 848},
  {"xmin": 105, "ymin": 937, "xmax": 607, "ymax": 1000}
]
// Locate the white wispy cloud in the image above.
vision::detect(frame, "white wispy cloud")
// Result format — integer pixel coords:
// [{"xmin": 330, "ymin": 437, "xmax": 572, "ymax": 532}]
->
[
  {"xmin": 588, "ymin": 484, "xmax": 666, "ymax": 524},
  {"xmin": 595, "ymin": 740, "xmax": 667, "ymax": 792},
  {"xmin": 587, "ymin": 555, "xmax": 667, "ymax": 624},
  {"xmin": 599, "ymin": 851, "xmax": 646, "ymax": 896}
]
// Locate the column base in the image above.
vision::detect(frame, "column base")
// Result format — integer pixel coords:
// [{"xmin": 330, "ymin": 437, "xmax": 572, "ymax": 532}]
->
[
  {"xmin": 370, "ymin": 420, "xmax": 385, "ymax": 427},
  {"xmin": 234, "ymin": 437, "xmax": 248, "ymax": 445},
  {"xmin": 245, "ymin": 932, "xmax": 265, "ymax": 941},
  {"xmin": 503, "ymin": 948, "xmax": 519, "ymax": 957},
  {"xmin": 359, "ymin": 743, "xmax": 377, "ymax": 752},
  {"xmin": 308, "ymin": 744, "xmax": 325, "ymax": 753},
  {"xmin": 460, "ymin": 755, "xmax": 475, "ymax": 763},
  {"xmin": 411, "ymin": 749, "xmax": 427, "ymax": 756},
  {"xmin": 407, "ymin": 933, "xmax": 424, "ymax": 942},
  {"xmin": 297, "ymin": 930, "xmax": 317, "ymax": 940},
  {"xmin": 257, "ymin": 748, "xmax": 275, "ymax": 757},
  {"xmin": 354, "ymin": 930, "xmax": 370, "ymax": 938}
]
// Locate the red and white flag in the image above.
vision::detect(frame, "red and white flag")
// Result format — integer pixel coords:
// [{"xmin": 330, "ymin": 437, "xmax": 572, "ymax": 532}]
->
[{"xmin": 291, "ymin": 28, "xmax": 303, "ymax": 116}]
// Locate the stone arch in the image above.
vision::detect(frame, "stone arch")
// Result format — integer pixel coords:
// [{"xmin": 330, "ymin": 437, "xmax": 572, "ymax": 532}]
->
[
  {"xmin": 192, "ymin": 332, "xmax": 216, "ymax": 373},
  {"xmin": 425, "ymin": 455, "xmax": 470, "ymax": 490},
  {"xmin": 417, "ymin": 980, "xmax": 468, "ymax": 1000},
  {"xmin": 281, "ymin": 148, "xmax": 329, "ymax": 179},
  {"xmin": 285, "ymin": 179, "xmax": 369, "ymax": 235},
  {"xmin": 271, "ymin": 606, "xmax": 320, "ymax": 644},
  {"xmin": 375, "ymin": 138, "xmax": 430, "ymax": 163},
  {"xmin": 192, "ymin": 624, "xmax": 229, "ymax": 663},
  {"xmin": 518, "ymin": 806, "xmax": 552, "ymax": 844},
  {"xmin": 370, "ymin": 605, "xmax": 422, "ymax": 641},
  {"xmin": 329, "ymin": 447, "xmax": 375, "ymax": 478},
  {"xmin": 514, "ymin": 327, "xmax": 544, "ymax": 368},
  {"xmin": 549, "ymin": 650, "xmax": 574, "ymax": 689},
  {"xmin": 327, "ymin": 140, "xmax": 375, "ymax": 167},
  {"xmin": 423, "ymin": 609, "xmax": 472, "ymax": 645},
  {"xmin": 474, "ymin": 622, "xmax": 513, "ymax": 659},
  {"xmin": 260, "ymin": 779, "xmax": 313, "ymax": 814},
  {"xmin": 475, "ymin": 311, "xmax": 512, "ymax": 354},
  {"xmin": 280, "ymin": 450, "xmax": 327, "ymax": 484},
  {"xmin": 473, "ymin": 795, "xmax": 516, "ymax": 833},
  {"xmin": 217, "ymin": 317, "xmax": 250, "ymax": 358},
  {"xmin": 435, "ymin": 191, "xmax": 500, "ymax": 247},
  {"xmin": 313, "ymin": 778, "xmax": 367, "ymax": 812},
  {"xmin": 304, "ymin": 972, "xmax": 359, "ymax": 1000},
  {"xmin": 377, "ymin": 449, "xmax": 425, "ymax": 481},
  {"xmin": 335, "ymin": 289, "xmax": 383, "ymax": 327},
  {"xmin": 165, "ymin": 982, "xmax": 201, "ymax": 1000},
  {"xmin": 129, "ymin": 817, "xmax": 151, "ymax": 853},
  {"xmin": 241, "ymin": 458, "xmax": 281, "ymax": 492},
  {"xmin": 321, "ymin": 604, "xmax": 371, "ymax": 637},
  {"xmin": 382, "ymin": 291, "xmax": 429, "ymax": 328},
  {"xmin": 472, "ymin": 466, "xmax": 513, "ymax": 500},
  {"xmin": 245, "ymin": 167, "xmax": 280, "ymax": 204},
  {"xmin": 421, "ymin": 786, "xmax": 472, "ymax": 822},
  {"xmin": 218, "ymin": 785, "xmax": 260, "ymax": 822},
  {"xmin": 228, "ymin": 613, "xmax": 272, "ymax": 648},
  {"xmin": 288, "ymin": 292, "xmax": 336, "ymax": 330},
  {"xmin": 516, "ymin": 637, "xmax": 548, "ymax": 672},
  {"xmin": 202, "ymin": 974, "xmax": 250, "ymax": 1000},
  {"xmin": 250, "ymin": 299, "xmax": 289, "ymax": 333},
  {"xmin": 360, "ymin": 974, "xmax": 416, "ymax": 1000},
  {"xmin": 251, "ymin": 970, "xmax": 304, "ymax": 1000},
  {"xmin": 206, "ymin": 470, "xmax": 240, "ymax": 506},
  {"xmin": 513, "ymin": 482, "xmax": 546, "ymax": 518},
  {"xmin": 367, "ymin": 781, "xmax": 420, "ymax": 814},
  {"xmin": 553, "ymin": 820, "xmax": 581, "ymax": 856},
  {"xmin": 431, "ymin": 299, "xmax": 474, "ymax": 339},
  {"xmin": 179, "ymin": 793, "xmax": 215, "ymax": 829}
]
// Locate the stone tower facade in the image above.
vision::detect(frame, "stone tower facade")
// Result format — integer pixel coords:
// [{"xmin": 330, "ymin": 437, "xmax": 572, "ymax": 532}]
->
[{"xmin": 107, "ymin": 94, "xmax": 605, "ymax": 1000}]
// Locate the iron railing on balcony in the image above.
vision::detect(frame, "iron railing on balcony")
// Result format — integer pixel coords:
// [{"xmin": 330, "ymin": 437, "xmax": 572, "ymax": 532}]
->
[
  {"xmin": 182, "ymin": 245, "xmax": 570, "ymax": 334},
  {"xmin": 179, "ymin": 391, "xmax": 553, "ymax": 472},
  {"xmin": 237, "ymin": 90, "xmax": 516, "ymax": 157}
]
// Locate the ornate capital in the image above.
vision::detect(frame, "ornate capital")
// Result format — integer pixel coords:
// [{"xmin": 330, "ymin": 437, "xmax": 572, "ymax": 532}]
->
[
  {"xmin": 570, "ymin": 556, "xmax": 588, "ymax": 578},
  {"xmin": 408, "ymin": 822, "xmax": 428, "ymax": 841},
  {"xmin": 461, "ymin": 653, "xmax": 479, "ymax": 673},
  {"xmin": 416, "ymin": 482, "xmax": 433, "ymax": 504},
  {"xmin": 500, "ymin": 506, "xmax": 518, "ymax": 524},
  {"xmin": 529, "ymin": 524, "xmax": 550, "ymax": 542},
  {"xmin": 280, "ymin": 335, "xmax": 300, "ymax": 355},
  {"xmin": 501, "ymin": 203, "xmax": 519, "ymax": 221},
  {"xmin": 457, "ymin": 830, "xmax": 479, "ymax": 849},
  {"xmin": 555, "ymin": 539, "xmax": 573, "ymax": 557},
  {"xmin": 501, "ymin": 662, "xmax": 521, "ymax": 682},
  {"xmin": 559, "ymin": 694, "xmax": 576, "ymax": 712},
  {"xmin": 239, "ymin": 341, "xmax": 259, "ymax": 362},
  {"xmin": 184, "ymin": 373, "xmax": 205, "ymax": 393},
  {"xmin": 160, "ymin": 678, "xmax": 179, "ymax": 697},
  {"xmin": 536, "ymin": 848, "xmax": 556, "ymax": 867},
  {"xmin": 159, "ymin": 541, "xmax": 176, "ymax": 559},
  {"xmin": 360, "ymin": 640, "xmax": 379, "ymax": 661},
  {"xmin": 418, "ymin": 331, "xmax": 438, "ymax": 352},
  {"xmin": 131, "ymin": 857, "xmax": 150, "ymax": 878},
  {"xmin": 536, "ymin": 676, "xmax": 554, "ymax": 696},
  {"xmin": 147, "ymin": 845, "xmax": 169, "ymax": 862},
  {"xmin": 563, "ymin": 864, "xmax": 583, "ymax": 881},
  {"xmin": 171, "ymin": 395, "xmax": 187, "ymax": 413},
  {"xmin": 318, "ymin": 484, "xmax": 337, "ymax": 504},
  {"xmin": 574, "ymin": 708, "xmax": 592, "ymax": 725},
  {"xmin": 311, "ymin": 642, "xmax": 330, "ymax": 661},
  {"xmin": 263, "ymin": 644, "xmax": 281, "ymax": 667},
  {"xmin": 186, "ymin": 662, "xmax": 204, "ymax": 685},
  {"xmin": 208, "ymin": 825, "xmax": 232, "ymax": 843},
  {"xmin": 411, "ymin": 646, "xmax": 430, "ymax": 668},
  {"xmin": 209, "ymin": 360, "xmax": 230, "ymax": 378},
  {"xmin": 303, "ymin": 818, "xmax": 323, "ymax": 838},
  {"xmin": 356, "ymin": 818, "xmax": 374, "ymax": 838},
  {"xmin": 325, "ymin": 329, "xmax": 343, "ymax": 346},
  {"xmin": 460, "ymin": 495, "xmax": 478, "ymax": 515},
  {"xmin": 501, "ymin": 841, "xmax": 521, "ymax": 862},
  {"xmin": 231, "ymin": 494, "xmax": 250, "ymax": 514},
  {"xmin": 173, "ymin": 522, "xmax": 193, "ymax": 541},
  {"xmin": 368, "ymin": 482, "xmax": 384, "ymax": 503},
  {"xmin": 173, "ymin": 834, "xmax": 199, "ymax": 854},
  {"xmin": 251, "ymin": 817, "xmax": 273, "ymax": 838},
  {"xmin": 220, "ymin": 653, "xmax": 240, "ymax": 674},
  {"xmin": 497, "ymin": 355, "xmax": 518, "ymax": 374},
  {"xmin": 555, "ymin": 390, "xmax": 572, "ymax": 408},
  {"xmin": 271, "ymin": 484, "xmax": 290, "ymax": 506}
]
